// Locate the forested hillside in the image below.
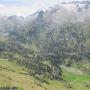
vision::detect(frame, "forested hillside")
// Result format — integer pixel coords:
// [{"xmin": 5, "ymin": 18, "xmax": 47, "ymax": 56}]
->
[{"xmin": 0, "ymin": 1, "xmax": 90, "ymax": 90}]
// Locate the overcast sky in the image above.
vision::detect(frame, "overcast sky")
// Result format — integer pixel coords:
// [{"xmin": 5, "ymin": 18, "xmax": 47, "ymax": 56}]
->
[{"xmin": 0, "ymin": 0, "xmax": 88, "ymax": 16}]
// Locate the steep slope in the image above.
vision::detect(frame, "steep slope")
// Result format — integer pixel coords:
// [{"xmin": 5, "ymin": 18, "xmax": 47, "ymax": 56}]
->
[
  {"xmin": 0, "ymin": 1, "xmax": 90, "ymax": 90},
  {"xmin": 1, "ymin": 0, "xmax": 90, "ymax": 78}
]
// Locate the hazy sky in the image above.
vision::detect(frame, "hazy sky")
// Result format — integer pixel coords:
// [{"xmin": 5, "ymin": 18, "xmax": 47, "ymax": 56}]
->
[{"xmin": 0, "ymin": 0, "xmax": 87, "ymax": 16}]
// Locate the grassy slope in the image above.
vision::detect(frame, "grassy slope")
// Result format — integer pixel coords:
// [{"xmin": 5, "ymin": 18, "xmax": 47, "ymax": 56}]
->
[
  {"xmin": 0, "ymin": 58, "xmax": 44, "ymax": 90},
  {"xmin": 0, "ymin": 58, "xmax": 90, "ymax": 90},
  {"xmin": 62, "ymin": 69, "xmax": 90, "ymax": 90}
]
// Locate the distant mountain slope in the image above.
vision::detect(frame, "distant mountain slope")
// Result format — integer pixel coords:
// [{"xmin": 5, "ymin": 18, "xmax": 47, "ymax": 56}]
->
[
  {"xmin": 0, "ymin": 15, "xmax": 24, "ymax": 37},
  {"xmin": 0, "ymin": 1, "xmax": 90, "ymax": 89}
]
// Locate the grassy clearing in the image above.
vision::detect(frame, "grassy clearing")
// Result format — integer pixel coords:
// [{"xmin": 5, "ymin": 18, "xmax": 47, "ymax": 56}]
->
[
  {"xmin": 62, "ymin": 67, "xmax": 90, "ymax": 90},
  {"xmin": 62, "ymin": 69, "xmax": 90, "ymax": 81}
]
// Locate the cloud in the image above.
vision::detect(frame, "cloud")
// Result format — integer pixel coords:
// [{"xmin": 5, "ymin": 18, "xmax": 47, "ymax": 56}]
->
[
  {"xmin": 0, "ymin": 0, "xmax": 85, "ymax": 16},
  {"xmin": 0, "ymin": 0, "xmax": 49, "ymax": 16},
  {"xmin": 0, "ymin": 5, "xmax": 34, "ymax": 16},
  {"xmin": 0, "ymin": 4, "xmax": 5, "ymax": 8}
]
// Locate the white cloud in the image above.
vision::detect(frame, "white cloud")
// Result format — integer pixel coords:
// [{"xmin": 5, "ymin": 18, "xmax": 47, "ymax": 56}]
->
[
  {"xmin": 0, "ymin": 0, "xmax": 66, "ymax": 16},
  {"xmin": 0, "ymin": 0, "xmax": 83, "ymax": 16},
  {"xmin": 0, "ymin": 5, "xmax": 35, "ymax": 17},
  {"xmin": 0, "ymin": 4, "xmax": 5, "ymax": 8}
]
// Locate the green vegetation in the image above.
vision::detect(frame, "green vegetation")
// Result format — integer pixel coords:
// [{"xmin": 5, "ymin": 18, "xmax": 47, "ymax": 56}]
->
[
  {"xmin": 0, "ymin": 58, "xmax": 90, "ymax": 90},
  {"xmin": 0, "ymin": 1, "xmax": 90, "ymax": 89}
]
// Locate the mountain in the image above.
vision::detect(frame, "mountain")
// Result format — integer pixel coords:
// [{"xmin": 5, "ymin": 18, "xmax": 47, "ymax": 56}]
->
[
  {"xmin": 0, "ymin": 1, "xmax": 90, "ymax": 90},
  {"xmin": 0, "ymin": 15, "xmax": 24, "ymax": 37}
]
